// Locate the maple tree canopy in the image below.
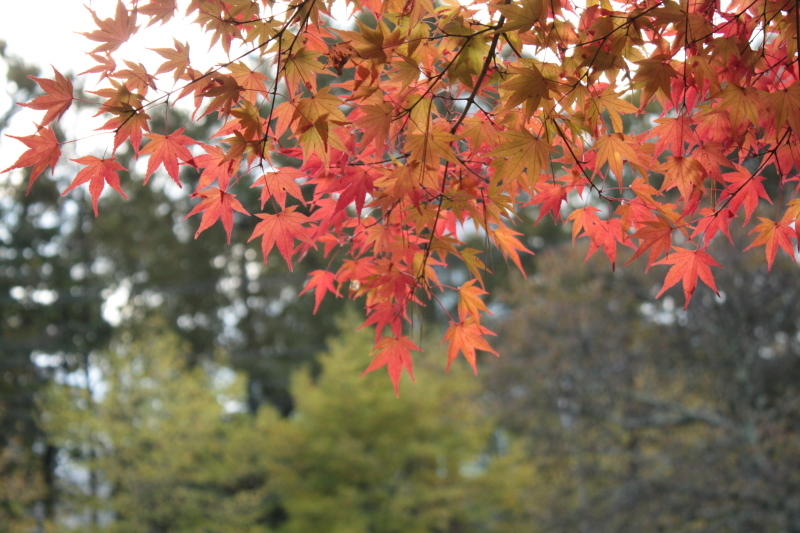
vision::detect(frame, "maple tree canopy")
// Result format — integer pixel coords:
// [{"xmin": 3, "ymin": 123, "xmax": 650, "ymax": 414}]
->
[{"xmin": 5, "ymin": 0, "xmax": 800, "ymax": 393}]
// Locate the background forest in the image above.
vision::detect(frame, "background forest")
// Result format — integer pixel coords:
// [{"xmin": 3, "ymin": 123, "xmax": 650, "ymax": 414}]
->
[{"xmin": 2, "ymin": 38, "xmax": 800, "ymax": 533}]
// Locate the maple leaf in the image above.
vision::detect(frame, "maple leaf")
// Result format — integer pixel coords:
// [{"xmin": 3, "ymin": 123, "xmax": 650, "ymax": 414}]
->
[
  {"xmin": 299, "ymin": 270, "xmax": 341, "ymax": 314},
  {"xmin": 593, "ymin": 133, "xmax": 641, "ymax": 180},
  {"xmin": 361, "ymin": 336, "xmax": 420, "ymax": 397},
  {"xmin": 781, "ymin": 199, "xmax": 800, "ymax": 248},
  {"xmin": 457, "ymin": 279, "xmax": 491, "ymax": 323},
  {"xmin": 97, "ymin": 106, "xmax": 151, "ymax": 155},
  {"xmin": 151, "ymin": 39, "xmax": 191, "ymax": 81},
  {"xmin": 769, "ymin": 82, "xmax": 800, "ymax": 134},
  {"xmin": 490, "ymin": 130, "xmax": 553, "ymax": 191},
  {"xmin": 332, "ymin": 168, "xmax": 375, "ymax": 215},
  {"xmin": 194, "ymin": 144, "xmax": 239, "ymax": 190},
  {"xmin": 490, "ymin": 225, "xmax": 532, "ymax": 273},
  {"xmin": 626, "ymin": 216, "xmax": 674, "ymax": 269},
  {"xmin": 139, "ymin": 128, "xmax": 197, "ymax": 185},
  {"xmin": 248, "ymin": 206, "xmax": 314, "ymax": 270},
  {"xmin": 655, "ymin": 247, "xmax": 721, "ymax": 308},
  {"xmin": 353, "ymin": 102, "xmax": 394, "ymax": 153},
  {"xmin": 744, "ymin": 218, "xmax": 796, "ymax": 270},
  {"xmin": 495, "ymin": 0, "xmax": 544, "ymax": 33},
  {"xmin": 632, "ymin": 58, "xmax": 679, "ymax": 108},
  {"xmin": 198, "ymin": 75, "xmax": 243, "ymax": 119},
  {"xmin": 360, "ymin": 301, "xmax": 407, "ymax": 340},
  {"xmin": 657, "ymin": 155, "xmax": 707, "ymax": 201},
  {"xmin": 3, "ymin": 127, "xmax": 61, "ymax": 193},
  {"xmin": 82, "ymin": 0, "xmax": 138, "ymax": 53},
  {"xmin": 648, "ymin": 116, "xmax": 700, "ymax": 157},
  {"xmin": 500, "ymin": 65, "xmax": 552, "ymax": 119},
  {"xmin": 79, "ymin": 52, "xmax": 116, "ymax": 80},
  {"xmin": 63, "ymin": 156, "xmax": 128, "ymax": 216},
  {"xmin": 592, "ymin": 88, "xmax": 639, "ymax": 134},
  {"xmin": 139, "ymin": 0, "xmax": 177, "ymax": 27},
  {"xmin": 583, "ymin": 217, "xmax": 630, "ymax": 270},
  {"xmin": 443, "ymin": 319, "xmax": 499, "ymax": 375},
  {"xmin": 719, "ymin": 165, "xmax": 771, "ymax": 224},
  {"xmin": 17, "ymin": 68, "xmax": 73, "ymax": 128},
  {"xmin": 251, "ymin": 168, "xmax": 306, "ymax": 209},
  {"xmin": 185, "ymin": 188, "xmax": 250, "ymax": 244},
  {"xmin": 525, "ymin": 181, "xmax": 568, "ymax": 223},
  {"xmin": 691, "ymin": 207, "xmax": 734, "ymax": 247}
]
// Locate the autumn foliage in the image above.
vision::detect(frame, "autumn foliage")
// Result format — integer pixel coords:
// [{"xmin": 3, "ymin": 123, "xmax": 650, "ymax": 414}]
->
[{"xmin": 5, "ymin": 0, "xmax": 800, "ymax": 392}]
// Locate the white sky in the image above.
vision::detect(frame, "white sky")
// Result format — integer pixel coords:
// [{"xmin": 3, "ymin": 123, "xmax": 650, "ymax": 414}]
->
[
  {"xmin": 0, "ymin": 0, "xmax": 245, "ymax": 173},
  {"xmin": 0, "ymin": 0, "xmax": 359, "ymax": 173}
]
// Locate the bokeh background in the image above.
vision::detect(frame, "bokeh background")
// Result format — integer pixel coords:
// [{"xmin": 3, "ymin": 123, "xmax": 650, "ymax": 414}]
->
[{"xmin": 2, "ymin": 2, "xmax": 800, "ymax": 531}]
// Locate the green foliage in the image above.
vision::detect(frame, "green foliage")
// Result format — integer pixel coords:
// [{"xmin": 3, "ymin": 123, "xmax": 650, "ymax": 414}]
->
[
  {"xmin": 40, "ymin": 315, "xmax": 543, "ymax": 532},
  {"xmin": 257, "ymin": 314, "xmax": 495, "ymax": 532},
  {"xmin": 41, "ymin": 319, "xmax": 269, "ymax": 532}
]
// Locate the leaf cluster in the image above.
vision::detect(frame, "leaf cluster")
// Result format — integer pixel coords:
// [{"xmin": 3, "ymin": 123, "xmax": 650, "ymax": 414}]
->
[{"xmin": 7, "ymin": 0, "xmax": 800, "ymax": 390}]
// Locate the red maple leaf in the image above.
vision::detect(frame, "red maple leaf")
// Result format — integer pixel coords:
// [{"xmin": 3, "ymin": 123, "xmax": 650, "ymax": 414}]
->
[
  {"xmin": 185, "ymin": 187, "xmax": 249, "ymax": 244},
  {"xmin": 298, "ymin": 270, "xmax": 341, "ymax": 313},
  {"xmin": 525, "ymin": 181, "xmax": 567, "ymax": 222},
  {"xmin": 655, "ymin": 247, "xmax": 721, "ymax": 308},
  {"xmin": 360, "ymin": 300, "xmax": 406, "ymax": 340},
  {"xmin": 3, "ymin": 127, "xmax": 61, "ymax": 193},
  {"xmin": 247, "ymin": 206, "xmax": 313, "ymax": 270},
  {"xmin": 139, "ymin": 127, "xmax": 196, "ymax": 185},
  {"xmin": 361, "ymin": 335, "xmax": 420, "ymax": 397},
  {"xmin": 443, "ymin": 319, "xmax": 499, "ymax": 374},
  {"xmin": 691, "ymin": 207, "xmax": 734, "ymax": 247},
  {"xmin": 719, "ymin": 165, "xmax": 771, "ymax": 224},
  {"xmin": 17, "ymin": 68, "xmax": 73, "ymax": 128},
  {"xmin": 63, "ymin": 156, "xmax": 128, "ymax": 216}
]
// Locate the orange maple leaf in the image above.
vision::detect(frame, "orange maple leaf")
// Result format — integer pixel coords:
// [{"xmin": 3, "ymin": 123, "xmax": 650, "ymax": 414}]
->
[
  {"xmin": 97, "ymin": 106, "xmax": 151, "ymax": 155},
  {"xmin": 627, "ymin": 216, "xmax": 674, "ymax": 269},
  {"xmin": 151, "ymin": 39, "xmax": 190, "ymax": 81},
  {"xmin": 251, "ymin": 168, "xmax": 306, "ymax": 209},
  {"xmin": 82, "ymin": 0, "xmax": 138, "ymax": 53},
  {"xmin": 17, "ymin": 68, "xmax": 73, "ymax": 128},
  {"xmin": 63, "ymin": 156, "xmax": 128, "ymax": 216},
  {"xmin": 744, "ymin": 218, "xmax": 796, "ymax": 270},
  {"xmin": 655, "ymin": 247, "xmax": 721, "ymax": 308},
  {"xmin": 457, "ymin": 279, "xmax": 491, "ymax": 323},
  {"xmin": 248, "ymin": 206, "xmax": 314, "ymax": 270},
  {"xmin": 139, "ymin": 0, "xmax": 177, "ymax": 27},
  {"xmin": 140, "ymin": 127, "xmax": 196, "ymax": 185},
  {"xmin": 489, "ymin": 225, "xmax": 532, "ymax": 273},
  {"xmin": 195, "ymin": 144, "xmax": 239, "ymax": 190},
  {"xmin": 3, "ymin": 127, "xmax": 61, "ymax": 193},
  {"xmin": 185, "ymin": 188, "xmax": 250, "ymax": 244},
  {"xmin": 443, "ymin": 319, "xmax": 499, "ymax": 374},
  {"xmin": 361, "ymin": 336, "xmax": 420, "ymax": 397}
]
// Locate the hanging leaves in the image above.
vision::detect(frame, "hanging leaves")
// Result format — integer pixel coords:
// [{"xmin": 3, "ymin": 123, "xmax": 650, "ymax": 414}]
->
[{"xmin": 6, "ymin": 0, "xmax": 800, "ymax": 391}]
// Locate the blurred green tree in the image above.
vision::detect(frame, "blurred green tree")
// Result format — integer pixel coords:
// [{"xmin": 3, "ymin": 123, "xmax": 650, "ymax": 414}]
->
[
  {"xmin": 258, "ymin": 316, "xmax": 497, "ymax": 532},
  {"xmin": 484, "ymin": 240, "xmax": 800, "ymax": 532},
  {"xmin": 40, "ymin": 318, "xmax": 270, "ymax": 533}
]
